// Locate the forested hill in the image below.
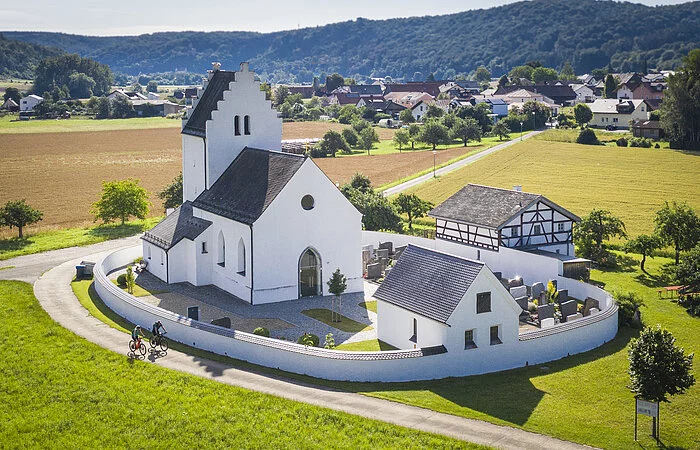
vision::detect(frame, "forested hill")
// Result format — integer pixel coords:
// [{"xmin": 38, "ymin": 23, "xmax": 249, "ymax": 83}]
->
[
  {"xmin": 0, "ymin": 34, "xmax": 64, "ymax": 79},
  {"xmin": 4, "ymin": 0, "xmax": 700, "ymax": 82}
]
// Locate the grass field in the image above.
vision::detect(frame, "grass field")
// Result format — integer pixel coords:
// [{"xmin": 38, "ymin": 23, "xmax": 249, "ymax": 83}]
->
[
  {"xmin": 336, "ymin": 339, "xmax": 398, "ymax": 351},
  {"xmin": 404, "ymin": 138, "xmax": 700, "ymax": 237},
  {"xmin": 301, "ymin": 309, "xmax": 373, "ymax": 333},
  {"xmin": 0, "ymin": 115, "xmax": 182, "ymax": 133},
  {"xmin": 0, "ymin": 281, "xmax": 477, "ymax": 449}
]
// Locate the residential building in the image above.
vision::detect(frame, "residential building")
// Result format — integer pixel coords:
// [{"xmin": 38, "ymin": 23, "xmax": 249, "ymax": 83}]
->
[
  {"xmin": 589, "ymin": 99, "xmax": 651, "ymax": 129},
  {"xmin": 19, "ymin": 94, "xmax": 43, "ymax": 112}
]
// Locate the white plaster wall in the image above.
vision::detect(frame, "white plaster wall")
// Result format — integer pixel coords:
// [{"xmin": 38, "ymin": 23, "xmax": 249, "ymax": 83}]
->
[
  {"xmin": 142, "ymin": 241, "xmax": 168, "ymax": 282},
  {"xmin": 182, "ymin": 135, "xmax": 206, "ymax": 202},
  {"xmin": 377, "ymin": 300, "xmax": 447, "ymax": 350},
  {"xmin": 252, "ymin": 159, "xmax": 363, "ymax": 304},
  {"xmin": 167, "ymin": 240, "xmax": 193, "ymax": 283},
  {"xmin": 592, "ymin": 104, "xmax": 649, "ymax": 129},
  {"xmin": 20, "ymin": 96, "xmax": 42, "ymax": 111},
  {"xmin": 95, "ymin": 246, "xmax": 618, "ymax": 381},
  {"xmin": 205, "ymin": 65, "xmax": 282, "ymax": 189}
]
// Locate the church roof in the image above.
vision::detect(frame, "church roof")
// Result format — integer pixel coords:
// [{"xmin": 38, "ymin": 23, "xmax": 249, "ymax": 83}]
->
[
  {"xmin": 142, "ymin": 201, "xmax": 212, "ymax": 250},
  {"xmin": 192, "ymin": 148, "xmax": 306, "ymax": 225},
  {"xmin": 373, "ymin": 245, "xmax": 484, "ymax": 324},
  {"xmin": 182, "ymin": 70, "xmax": 237, "ymax": 138},
  {"xmin": 429, "ymin": 184, "xmax": 580, "ymax": 230}
]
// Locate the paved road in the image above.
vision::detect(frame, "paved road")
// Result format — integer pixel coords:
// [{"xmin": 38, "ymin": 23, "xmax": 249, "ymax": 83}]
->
[
  {"xmin": 382, "ymin": 130, "xmax": 545, "ymax": 197},
  {"xmin": 11, "ymin": 242, "xmax": 594, "ymax": 450}
]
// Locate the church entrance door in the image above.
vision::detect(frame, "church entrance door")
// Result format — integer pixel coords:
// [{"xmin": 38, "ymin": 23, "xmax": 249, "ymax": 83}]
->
[{"xmin": 299, "ymin": 248, "xmax": 321, "ymax": 298}]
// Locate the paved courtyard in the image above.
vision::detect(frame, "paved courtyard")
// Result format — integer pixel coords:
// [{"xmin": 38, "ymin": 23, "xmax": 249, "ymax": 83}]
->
[{"xmin": 112, "ymin": 269, "xmax": 379, "ymax": 346}]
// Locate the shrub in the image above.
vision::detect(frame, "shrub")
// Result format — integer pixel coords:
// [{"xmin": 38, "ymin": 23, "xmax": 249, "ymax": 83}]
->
[
  {"xmin": 308, "ymin": 143, "xmax": 327, "ymax": 158},
  {"xmin": 576, "ymin": 128, "xmax": 600, "ymax": 145},
  {"xmin": 614, "ymin": 290, "xmax": 645, "ymax": 328},
  {"xmin": 629, "ymin": 137, "xmax": 652, "ymax": 148},
  {"xmin": 655, "ymin": 143, "xmax": 660, "ymax": 148},
  {"xmin": 116, "ymin": 274, "xmax": 127, "ymax": 286},
  {"xmin": 342, "ymin": 128, "xmax": 358, "ymax": 148},
  {"xmin": 324, "ymin": 333, "xmax": 336, "ymax": 349},
  {"xmin": 677, "ymin": 294, "xmax": 700, "ymax": 317},
  {"xmin": 616, "ymin": 137, "xmax": 628, "ymax": 147},
  {"xmin": 297, "ymin": 332, "xmax": 319, "ymax": 347},
  {"xmin": 253, "ymin": 327, "xmax": 270, "ymax": 337}
]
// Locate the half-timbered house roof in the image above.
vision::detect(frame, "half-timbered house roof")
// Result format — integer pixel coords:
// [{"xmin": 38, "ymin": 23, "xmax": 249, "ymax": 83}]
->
[{"xmin": 429, "ymin": 184, "xmax": 580, "ymax": 230}]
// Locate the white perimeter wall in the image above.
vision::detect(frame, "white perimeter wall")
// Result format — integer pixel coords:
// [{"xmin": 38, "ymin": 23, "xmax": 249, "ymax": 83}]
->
[{"xmin": 98, "ymin": 242, "xmax": 617, "ymax": 382}]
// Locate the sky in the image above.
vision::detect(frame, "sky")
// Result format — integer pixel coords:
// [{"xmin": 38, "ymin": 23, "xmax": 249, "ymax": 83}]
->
[{"xmin": 0, "ymin": 0, "xmax": 692, "ymax": 36}]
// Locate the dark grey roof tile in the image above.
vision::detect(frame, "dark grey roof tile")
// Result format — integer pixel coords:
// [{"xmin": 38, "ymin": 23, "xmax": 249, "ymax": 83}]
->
[
  {"xmin": 142, "ymin": 201, "xmax": 212, "ymax": 250},
  {"xmin": 182, "ymin": 70, "xmax": 237, "ymax": 137}
]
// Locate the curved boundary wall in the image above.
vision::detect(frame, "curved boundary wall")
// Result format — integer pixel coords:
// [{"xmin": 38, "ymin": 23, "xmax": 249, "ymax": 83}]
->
[{"xmin": 94, "ymin": 244, "xmax": 618, "ymax": 382}]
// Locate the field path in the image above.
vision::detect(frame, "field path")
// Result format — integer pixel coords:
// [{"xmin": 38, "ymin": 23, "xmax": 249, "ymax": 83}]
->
[
  {"xmin": 0, "ymin": 240, "xmax": 594, "ymax": 450},
  {"xmin": 382, "ymin": 130, "xmax": 544, "ymax": 196}
]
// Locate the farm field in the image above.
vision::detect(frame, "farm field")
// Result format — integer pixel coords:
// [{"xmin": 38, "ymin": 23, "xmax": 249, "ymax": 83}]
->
[
  {"xmin": 404, "ymin": 138, "xmax": 700, "ymax": 237},
  {"xmin": 0, "ymin": 281, "xmax": 477, "ymax": 450}
]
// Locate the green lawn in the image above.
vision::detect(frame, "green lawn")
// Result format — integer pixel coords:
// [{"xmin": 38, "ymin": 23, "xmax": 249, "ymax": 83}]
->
[
  {"xmin": 110, "ymin": 278, "xmax": 169, "ymax": 297},
  {"xmin": 0, "ymin": 281, "xmax": 477, "ymax": 449},
  {"xmin": 336, "ymin": 339, "xmax": 398, "ymax": 351},
  {"xmin": 0, "ymin": 218, "xmax": 162, "ymax": 261},
  {"xmin": 341, "ymin": 134, "xmax": 513, "ymax": 158},
  {"xmin": 404, "ymin": 137, "xmax": 700, "ymax": 237},
  {"xmin": 301, "ymin": 308, "xmax": 373, "ymax": 333},
  {"xmin": 359, "ymin": 300, "xmax": 377, "ymax": 313},
  {"xmin": 0, "ymin": 114, "xmax": 180, "ymax": 134}
]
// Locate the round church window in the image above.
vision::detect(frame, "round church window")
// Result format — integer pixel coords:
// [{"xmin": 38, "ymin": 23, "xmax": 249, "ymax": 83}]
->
[{"xmin": 301, "ymin": 194, "xmax": 315, "ymax": 210}]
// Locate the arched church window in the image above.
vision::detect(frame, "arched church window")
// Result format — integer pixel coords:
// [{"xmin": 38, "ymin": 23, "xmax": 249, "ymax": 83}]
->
[
  {"xmin": 234, "ymin": 116, "xmax": 241, "ymax": 136},
  {"xmin": 237, "ymin": 238, "xmax": 246, "ymax": 275},
  {"xmin": 217, "ymin": 231, "xmax": 226, "ymax": 267},
  {"xmin": 244, "ymin": 115, "xmax": 251, "ymax": 135}
]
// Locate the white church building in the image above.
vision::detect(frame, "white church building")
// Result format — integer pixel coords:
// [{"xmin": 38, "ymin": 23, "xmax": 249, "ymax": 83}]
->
[{"xmin": 142, "ymin": 63, "xmax": 363, "ymax": 304}]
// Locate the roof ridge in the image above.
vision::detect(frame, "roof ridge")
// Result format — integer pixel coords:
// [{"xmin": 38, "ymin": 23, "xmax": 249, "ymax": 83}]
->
[
  {"xmin": 467, "ymin": 183, "xmax": 540, "ymax": 197},
  {"xmin": 406, "ymin": 244, "xmax": 485, "ymax": 266}
]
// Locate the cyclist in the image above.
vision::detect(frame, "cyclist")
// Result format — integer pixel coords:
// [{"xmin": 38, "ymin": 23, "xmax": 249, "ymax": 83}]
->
[
  {"xmin": 151, "ymin": 320, "xmax": 166, "ymax": 345},
  {"xmin": 131, "ymin": 325, "xmax": 144, "ymax": 349}
]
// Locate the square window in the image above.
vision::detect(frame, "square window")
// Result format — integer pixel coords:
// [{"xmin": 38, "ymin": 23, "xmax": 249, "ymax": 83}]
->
[
  {"xmin": 510, "ymin": 226, "xmax": 519, "ymax": 237},
  {"xmin": 490, "ymin": 325, "xmax": 502, "ymax": 345},
  {"xmin": 557, "ymin": 223, "xmax": 565, "ymax": 232},
  {"xmin": 476, "ymin": 292, "xmax": 491, "ymax": 314},
  {"xmin": 464, "ymin": 329, "xmax": 477, "ymax": 349}
]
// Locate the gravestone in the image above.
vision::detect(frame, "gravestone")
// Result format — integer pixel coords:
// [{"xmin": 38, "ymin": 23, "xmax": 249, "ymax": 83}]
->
[
  {"xmin": 376, "ymin": 248, "xmax": 390, "ymax": 260},
  {"xmin": 362, "ymin": 244, "xmax": 375, "ymax": 258},
  {"xmin": 560, "ymin": 300, "xmax": 578, "ymax": 322},
  {"xmin": 515, "ymin": 296, "xmax": 529, "ymax": 311},
  {"xmin": 366, "ymin": 263, "xmax": 382, "ymax": 279},
  {"xmin": 362, "ymin": 249, "xmax": 372, "ymax": 272},
  {"xmin": 510, "ymin": 285, "xmax": 527, "ymax": 299},
  {"xmin": 566, "ymin": 312, "xmax": 583, "ymax": 322},
  {"xmin": 531, "ymin": 282, "xmax": 545, "ymax": 300},
  {"xmin": 393, "ymin": 245, "xmax": 407, "ymax": 260},
  {"xmin": 379, "ymin": 241, "xmax": 393, "ymax": 254},
  {"xmin": 537, "ymin": 304, "xmax": 554, "ymax": 326},
  {"xmin": 583, "ymin": 297, "xmax": 600, "ymax": 316},
  {"xmin": 557, "ymin": 289, "xmax": 569, "ymax": 305},
  {"xmin": 211, "ymin": 317, "xmax": 231, "ymax": 328},
  {"xmin": 508, "ymin": 277, "xmax": 524, "ymax": 288},
  {"xmin": 540, "ymin": 317, "xmax": 555, "ymax": 328}
]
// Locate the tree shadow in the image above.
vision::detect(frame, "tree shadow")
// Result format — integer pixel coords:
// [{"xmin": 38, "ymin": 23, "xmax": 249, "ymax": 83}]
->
[
  {"xmin": 0, "ymin": 237, "xmax": 32, "ymax": 252},
  {"xmin": 634, "ymin": 270, "xmax": 673, "ymax": 289},
  {"xmin": 86, "ymin": 223, "xmax": 147, "ymax": 240}
]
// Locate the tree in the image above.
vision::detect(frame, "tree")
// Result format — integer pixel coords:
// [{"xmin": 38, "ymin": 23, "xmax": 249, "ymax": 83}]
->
[
  {"xmin": 33, "ymin": 54, "xmax": 113, "ymax": 97},
  {"xmin": 158, "ymin": 173, "xmax": 183, "ymax": 211},
  {"xmin": 259, "ymin": 82, "xmax": 272, "ymax": 101},
  {"xmin": 67, "ymin": 72, "xmax": 96, "ymax": 98},
  {"xmin": 654, "ymin": 201, "xmax": 700, "ymax": 264},
  {"xmin": 111, "ymin": 96, "xmax": 134, "ymax": 118},
  {"xmin": 3, "ymin": 87, "xmax": 21, "ymax": 104},
  {"xmin": 474, "ymin": 65, "xmax": 491, "ymax": 83},
  {"xmin": 425, "ymin": 104, "xmax": 444, "ymax": 119},
  {"xmin": 574, "ymin": 209, "xmax": 627, "ymax": 260},
  {"xmin": 509, "ymin": 65, "xmax": 534, "ymax": 82},
  {"xmin": 531, "ymin": 67, "xmax": 558, "ymax": 84},
  {"xmin": 399, "ymin": 108, "xmax": 415, "ymax": 123},
  {"xmin": 623, "ymin": 234, "xmax": 661, "ymax": 273},
  {"xmin": 408, "ymin": 124, "xmax": 421, "ymax": 149},
  {"xmin": 341, "ymin": 128, "xmax": 358, "ymax": 148},
  {"xmin": 358, "ymin": 127, "xmax": 379, "ymax": 154},
  {"xmin": 0, "ymin": 199, "xmax": 43, "ymax": 238},
  {"xmin": 492, "ymin": 121, "xmax": 511, "ymax": 140},
  {"xmin": 559, "ymin": 62, "xmax": 577, "ymax": 81},
  {"xmin": 327, "ymin": 268, "xmax": 347, "ymax": 322},
  {"xmin": 576, "ymin": 128, "xmax": 600, "ymax": 145},
  {"xmin": 604, "ymin": 74, "xmax": 618, "ymax": 99},
  {"xmin": 125, "ymin": 266, "xmax": 135, "ymax": 295},
  {"xmin": 451, "ymin": 117, "xmax": 482, "ymax": 147},
  {"xmin": 95, "ymin": 96, "xmax": 111, "ymax": 119},
  {"xmin": 341, "ymin": 175, "xmax": 401, "ymax": 232},
  {"xmin": 420, "ymin": 121, "xmax": 450, "ymax": 150},
  {"xmin": 498, "ymin": 74, "xmax": 509, "ymax": 87},
  {"xmin": 273, "ymin": 85, "xmax": 289, "ymax": 106},
  {"xmin": 393, "ymin": 193, "xmax": 433, "ymax": 230},
  {"xmin": 325, "ymin": 73, "xmax": 345, "ymax": 93},
  {"xmin": 320, "ymin": 130, "xmax": 348, "ymax": 157},
  {"xmin": 628, "ymin": 326, "xmax": 695, "ymax": 436},
  {"xmin": 146, "ymin": 81, "xmax": 158, "ymax": 93},
  {"xmin": 92, "ymin": 179, "xmax": 150, "ymax": 225},
  {"xmin": 573, "ymin": 103, "xmax": 593, "ymax": 129},
  {"xmin": 676, "ymin": 245, "xmax": 700, "ymax": 293},
  {"xmin": 131, "ymin": 82, "xmax": 143, "ymax": 94},
  {"xmin": 425, "ymin": 72, "xmax": 436, "ymax": 82},
  {"xmin": 661, "ymin": 49, "xmax": 700, "ymax": 150},
  {"xmin": 393, "ymin": 129, "xmax": 410, "ymax": 151}
]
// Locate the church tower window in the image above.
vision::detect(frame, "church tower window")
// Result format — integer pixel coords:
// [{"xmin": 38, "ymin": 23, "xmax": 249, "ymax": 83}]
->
[
  {"xmin": 234, "ymin": 116, "xmax": 241, "ymax": 136},
  {"xmin": 244, "ymin": 115, "xmax": 251, "ymax": 135}
]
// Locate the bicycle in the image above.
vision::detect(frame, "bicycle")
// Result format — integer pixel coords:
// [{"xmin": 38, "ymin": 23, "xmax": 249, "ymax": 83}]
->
[
  {"xmin": 129, "ymin": 338, "xmax": 147, "ymax": 358},
  {"xmin": 149, "ymin": 332, "xmax": 169, "ymax": 353}
]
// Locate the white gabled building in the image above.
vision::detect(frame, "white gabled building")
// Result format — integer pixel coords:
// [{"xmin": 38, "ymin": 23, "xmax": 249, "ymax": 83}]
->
[
  {"xmin": 20, "ymin": 94, "xmax": 43, "ymax": 112},
  {"xmin": 142, "ymin": 63, "xmax": 363, "ymax": 304},
  {"xmin": 589, "ymin": 98, "xmax": 650, "ymax": 129},
  {"xmin": 374, "ymin": 245, "xmax": 521, "ymax": 352}
]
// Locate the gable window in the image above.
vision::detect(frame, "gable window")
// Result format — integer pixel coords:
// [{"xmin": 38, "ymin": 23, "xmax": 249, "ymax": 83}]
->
[
  {"xmin": 409, "ymin": 318, "xmax": 417, "ymax": 343},
  {"xmin": 301, "ymin": 194, "xmax": 315, "ymax": 210},
  {"xmin": 510, "ymin": 226, "xmax": 519, "ymax": 237},
  {"xmin": 534, "ymin": 224, "xmax": 542, "ymax": 235},
  {"xmin": 557, "ymin": 223, "xmax": 565, "ymax": 232},
  {"xmin": 234, "ymin": 115, "xmax": 241, "ymax": 136},
  {"xmin": 201, "ymin": 242, "xmax": 208, "ymax": 254},
  {"xmin": 476, "ymin": 292, "xmax": 491, "ymax": 314},
  {"xmin": 490, "ymin": 325, "xmax": 502, "ymax": 345},
  {"xmin": 244, "ymin": 115, "xmax": 251, "ymax": 135},
  {"xmin": 464, "ymin": 329, "xmax": 477, "ymax": 349}
]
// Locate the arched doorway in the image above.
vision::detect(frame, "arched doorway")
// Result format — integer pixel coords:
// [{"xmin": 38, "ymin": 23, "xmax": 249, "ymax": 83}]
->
[{"xmin": 299, "ymin": 248, "xmax": 321, "ymax": 298}]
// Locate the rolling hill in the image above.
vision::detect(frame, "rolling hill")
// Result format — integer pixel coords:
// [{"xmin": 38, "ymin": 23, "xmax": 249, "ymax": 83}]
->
[{"xmin": 3, "ymin": 0, "xmax": 700, "ymax": 82}]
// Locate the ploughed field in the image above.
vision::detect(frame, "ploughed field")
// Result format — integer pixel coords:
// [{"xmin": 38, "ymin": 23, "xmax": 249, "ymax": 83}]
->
[{"xmin": 0, "ymin": 122, "xmax": 412, "ymax": 235}]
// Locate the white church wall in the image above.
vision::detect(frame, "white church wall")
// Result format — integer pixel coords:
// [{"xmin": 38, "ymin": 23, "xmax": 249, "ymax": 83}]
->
[
  {"xmin": 252, "ymin": 160, "xmax": 363, "ymax": 304},
  {"xmin": 376, "ymin": 300, "xmax": 447, "ymax": 350},
  {"xmin": 193, "ymin": 232, "xmax": 213, "ymax": 286},
  {"xmin": 205, "ymin": 64, "xmax": 282, "ymax": 189},
  {"xmin": 96, "ymin": 246, "xmax": 618, "ymax": 382},
  {"xmin": 142, "ymin": 241, "xmax": 168, "ymax": 282},
  {"xmin": 182, "ymin": 135, "xmax": 206, "ymax": 202},
  {"xmin": 167, "ymin": 240, "xmax": 194, "ymax": 284}
]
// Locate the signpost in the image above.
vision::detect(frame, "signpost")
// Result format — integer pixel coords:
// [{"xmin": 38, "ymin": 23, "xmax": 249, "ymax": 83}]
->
[{"xmin": 634, "ymin": 398, "xmax": 660, "ymax": 443}]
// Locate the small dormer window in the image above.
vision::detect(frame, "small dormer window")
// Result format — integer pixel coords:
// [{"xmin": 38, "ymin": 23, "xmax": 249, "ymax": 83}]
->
[{"xmin": 301, "ymin": 194, "xmax": 315, "ymax": 210}]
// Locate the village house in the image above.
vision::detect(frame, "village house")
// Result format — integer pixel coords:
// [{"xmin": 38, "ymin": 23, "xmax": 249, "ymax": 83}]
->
[
  {"xmin": 569, "ymin": 83, "xmax": 597, "ymax": 104},
  {"xmin": 589, "ymin": 98, "xmax": 651, "ymax": 129},
  {"xmin": 631, "ymin": 119, "xmax": 664, "ymax": 139},
  {"xmin": 142, "ymin": 62, "xmax": 363, "ymax": 304},
  {"xmin": 19, "ymin": 94, "xmax": 43, "ymax": 112}
]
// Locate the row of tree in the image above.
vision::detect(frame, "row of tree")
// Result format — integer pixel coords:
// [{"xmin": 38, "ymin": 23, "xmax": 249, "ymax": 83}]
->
[{"xmin": 33, "ymin": 54, "xmax": 113, "ymax": 99}]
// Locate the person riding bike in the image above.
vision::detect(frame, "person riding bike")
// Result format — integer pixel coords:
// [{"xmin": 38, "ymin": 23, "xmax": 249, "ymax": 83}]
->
[
  {"xmin": 131, "ymin": 325, "xmax": 144, "ymax": 349},
  {"xmin": 151, "ymin": 320, "xmax": 166, "ymax": 345}
]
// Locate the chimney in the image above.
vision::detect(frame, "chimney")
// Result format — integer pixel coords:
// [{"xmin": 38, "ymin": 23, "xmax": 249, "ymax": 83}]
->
[
  {"xmin": 207, "ymin": 62, "xmax": 222, "ymax": 81},
  {"xmin": 240, "ymin": 62, "xmax": 249, "ymax": 72},
  {"xmin": 513, "ymin": 185, "xmax": 522, "ymax": 192}
]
